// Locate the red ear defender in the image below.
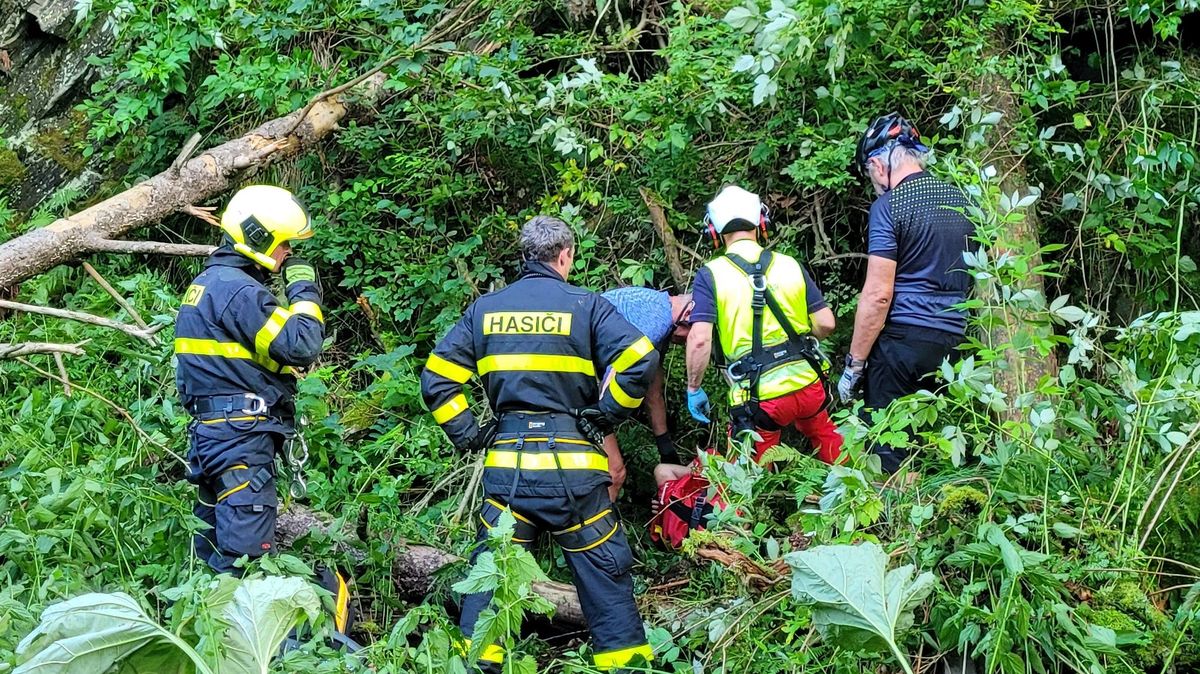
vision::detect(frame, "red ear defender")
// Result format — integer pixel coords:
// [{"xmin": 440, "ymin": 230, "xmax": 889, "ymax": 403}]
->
[
  {"xmin": 704, "ymin": 214, "xmax": 720, "ymax": 249},
  {"xmin": 758, "ymin": 204, "xmax": 770, "ymax": 241}
]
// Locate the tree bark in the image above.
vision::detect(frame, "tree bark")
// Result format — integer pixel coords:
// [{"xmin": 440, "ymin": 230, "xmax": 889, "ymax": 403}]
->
[
  {"xmin": 974, "ymin": 38, "xmax": 1059, "ymax": 414},
  {"xmin": 640, "ymin": 188, "xmax": 689, "ymax": 290},
  {"xmin": 275, "ymin": 505, "xmax": 587, "ymax": 627},
  {"xmin": 0, "ymin": 79, "xmax": 377, "ymax": 291}
]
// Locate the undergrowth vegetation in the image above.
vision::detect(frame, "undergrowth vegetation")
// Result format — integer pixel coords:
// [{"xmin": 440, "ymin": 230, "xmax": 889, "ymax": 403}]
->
[{"xmin": 1, "ymin": 0, "xmax": 1199, "ymax": 671}]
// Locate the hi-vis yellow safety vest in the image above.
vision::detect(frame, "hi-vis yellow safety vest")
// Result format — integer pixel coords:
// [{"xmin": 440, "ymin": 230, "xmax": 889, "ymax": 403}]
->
[{"xmin": 706, "ymin": 240, "xmax": 818, "ymax": 404}]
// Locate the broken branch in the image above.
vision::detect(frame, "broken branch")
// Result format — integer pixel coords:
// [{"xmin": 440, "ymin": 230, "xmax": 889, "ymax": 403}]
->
[
  {"xmin": 82, "ymin": 262, "xmax": 149, "ymax": 329},
  {"xmin": 639, "ymin": 187, "xmax": 689, "ymax": 290},
  {"xmin": 0, "ymin": 299, "xmax": 163, "ymax": 343},
  {"xmin": 87, "ymin": 239, "xmax": 216, "ymax": 257},
  {"xmin": 0, "ymin": 341, "xmax": 87, "ymax": 359}
]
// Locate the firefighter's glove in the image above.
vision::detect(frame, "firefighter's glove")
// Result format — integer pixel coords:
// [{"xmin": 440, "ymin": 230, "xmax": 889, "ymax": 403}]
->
[
  {"xmin": 655, "ymin": 432, "xmax": 680, "ymax": 464},
  {"xmin": 838, "ymin": 355, "xmax": 867, "ymax": 403},
  {"xmin": 573, "ymin": 407, "xmax": 614, "ymax": 447},
  {"xmin": 687, "ymin": 388, "xmax": 711, "ymax": 424},
  {"xmin": 462, "ymin": 420, "xmax": 497, "ymax": 453},
  {"xmin": 282, "ymin": 257, "xmax": 321, "ymax": 295}
]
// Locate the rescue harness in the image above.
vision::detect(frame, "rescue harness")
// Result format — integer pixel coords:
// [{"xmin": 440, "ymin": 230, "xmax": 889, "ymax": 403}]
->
[{"xmin": 719, "ymin": 251, "xmax": 832, "ymax": 433}]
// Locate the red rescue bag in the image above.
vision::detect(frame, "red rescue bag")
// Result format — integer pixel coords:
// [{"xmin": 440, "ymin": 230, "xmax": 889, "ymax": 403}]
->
[{"xmin": 649, "ymin": 454, "xmax": 730, "ymax": 549}]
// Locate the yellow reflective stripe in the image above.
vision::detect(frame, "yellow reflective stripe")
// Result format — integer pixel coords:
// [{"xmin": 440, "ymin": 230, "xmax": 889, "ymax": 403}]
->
[
  {"xmin": 432, "ymin": 394, "xmax": 469, "ymax": 424},
  {"xmin": 611, "ymin": 336, "xmax": 654, "ymax": 373},
  {"xmin": 290, "ymin": 300, "xmax": 324, "ymax": 322},
  {"xmin": 334, "ymin": 572, "xmax": 350, "ymax": 633},
  {"xmin": 492, "ymin": 437, "xmax": 593, "ymax": 446},
  {"xmin": 479, "ymin": 513, "xmax": 535, "ymax": 543},
  {"xmin": 486, "ymin": 499, "xmax": 533, "ymax": 524},
  {"xmin": 175, "ymin": 338, "xmax": 282, "ymax": 373},
  {"xmin": 222, "ymin": 464, "xmax": 249, "ymax": 473},
  {"xmin": 217, "ymin": 481, "xmax": 250, "ymax": 502},
  {"xmin": 562, "ymin": 521, "xmax": 618, "ymax": 553},
  {"xmin": 477, "ymin": 353, "xmax": 595, "ymax": 376},
  {"xmin": 460, "ymin": 640, "xmax": 505, "ymax": 664},
  {"xmin": 607, "ymin": 378, "xmax": 643, "ymax": 409},
  {"xmin": 555, "ymin": 509, "xmax": 612, "ymax": 534},
  {"xmin": 594, "ymin": 643, "xmax": 653, "ymax": 670},
  {"xmin": 426, "ymin": 353, "xmax": 473, "ymax": 383},
  {"xmin": 254, "ymin": 307, "xmax": 291, "ymax": 360},
  {"xmin": 484, "ymin": 451, "xmax": 609, "ymax": 472},
  {"xmin": 481, "ymin": 644, "xmax": 505, "ymax": 663},
  {"xmin": 200, "ymin": 417, "xmax": 265, "ymax": 425}
]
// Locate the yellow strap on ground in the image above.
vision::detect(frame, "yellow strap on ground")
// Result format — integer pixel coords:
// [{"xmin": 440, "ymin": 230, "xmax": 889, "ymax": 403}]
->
[
  {"xmin": 426, "ymin": 353, "xmax": 473, "ymax": 383},
  {"xmin": 606, "ymin": 377, "xmax": 643, "ymax": 409},
  {"xmin": 484, "ymin": 451, "xmax": 608, "ymax": 472},
  {"xmin": 477, "ymin": 353, "xmax": 595, "ymax": 376},
  {"xmin": 431, "ymin": 394, "xmax": 469, "ymax": 424},
  {"xmin": 593, "ymin": 643, "xmax": 654, "ymax": 670},
  {"xmin": 175, "ymin": 338, "xmax": 282, "ymax": 373},
  {"xmin": 217, "ymin": 481, "xmax": 250, "ymax": 502},
  {"xmin": 611, "ymin": 336, "xmax": 654, "ymax": 373}
]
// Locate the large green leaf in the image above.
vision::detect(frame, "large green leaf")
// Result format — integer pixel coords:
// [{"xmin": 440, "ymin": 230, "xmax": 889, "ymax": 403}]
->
[
  {"xmin": 785, "ymin": 543, "xmax": 935, "ymax": 674},
  {"xmin": 213, "ymin": 576, "xmax": 321, "ymax": 674},
  {"xmin": 14, "ymin": 592, "xmax": 211, "ymax": 674}
]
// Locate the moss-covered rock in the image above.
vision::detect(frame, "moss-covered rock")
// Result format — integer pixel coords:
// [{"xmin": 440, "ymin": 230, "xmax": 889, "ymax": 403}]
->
[
  {"xmin": 31, "ymin": 112, "xmax": 89, "ymax": 174},
  {"xmin": 936, "ymin": 484, "xmax": 988, "ymax": 523},
  {"xmin": 0, "ymin": 147, "xmax": 27, "ymax": 188}
]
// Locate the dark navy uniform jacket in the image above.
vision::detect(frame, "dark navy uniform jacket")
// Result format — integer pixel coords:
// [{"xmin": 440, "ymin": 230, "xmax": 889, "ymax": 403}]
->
[
  {"xmin": 420, "ymin": 261, "xmax": 658, "ymax": 493},
  {"xmin": 867, "ymin": 171, "xmax": 978, "ymax": 334},
  {"xmin": 175, "ymin": 247, "xmax": 324, "ymax": 437}
]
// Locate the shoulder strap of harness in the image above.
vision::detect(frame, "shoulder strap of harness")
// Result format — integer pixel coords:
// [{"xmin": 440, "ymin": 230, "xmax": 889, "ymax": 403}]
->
[{"xmin": 724, "ymin": 251, "xmax": 832, "ymax": 416}]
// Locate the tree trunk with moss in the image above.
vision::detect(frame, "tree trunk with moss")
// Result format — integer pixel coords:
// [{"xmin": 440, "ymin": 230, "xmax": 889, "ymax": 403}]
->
[{"xmin": 974, "ymin": 37, "xmax": 1059, "ymax": 416}]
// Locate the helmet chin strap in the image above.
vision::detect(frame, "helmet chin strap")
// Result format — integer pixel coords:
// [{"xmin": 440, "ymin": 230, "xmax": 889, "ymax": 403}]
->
[{"xmin": 233, "ymin": 242, "xmax": 280, "ymax": 271}]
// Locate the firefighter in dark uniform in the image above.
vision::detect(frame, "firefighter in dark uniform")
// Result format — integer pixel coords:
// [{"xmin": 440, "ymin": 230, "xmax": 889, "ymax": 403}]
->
[
  {"xmin": 175, "ymin": 184, "xmax": 325, "ymax": 575},
  {"xmin": 421, "ymin": 216, "xmax": 659, "ymax": 672}
]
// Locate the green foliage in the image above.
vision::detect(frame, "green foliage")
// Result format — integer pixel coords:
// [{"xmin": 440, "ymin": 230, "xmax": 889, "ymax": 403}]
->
[
  {"xmin": 3, "ymin": 0, "xmax": 1200, "ymax": 669},
  {"xmin": 786, "ymin": 544, "xmax": 935, "ymax": 674},
  {"xmin": 13, "ymin": 576, "xmax": 319, "ymax": 674}
]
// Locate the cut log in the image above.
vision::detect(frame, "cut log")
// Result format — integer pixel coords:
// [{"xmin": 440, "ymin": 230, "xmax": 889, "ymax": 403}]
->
[
  {"xmin": 276, "ymin": 505, "xmax": 587, "ymax": 627},
  {"xmin": 0, "ymin": 74, "xmax": 384, "ymax": 291}
]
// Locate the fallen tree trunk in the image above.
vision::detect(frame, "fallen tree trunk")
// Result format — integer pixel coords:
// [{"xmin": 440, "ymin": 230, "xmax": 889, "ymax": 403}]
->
[
  {"xmin": 0, "ymin": 76, "xmax": 381, "ymax": 291},
  {"xmin": 276, "ymin": 505, "xmax": 587, "ymax": 627}
]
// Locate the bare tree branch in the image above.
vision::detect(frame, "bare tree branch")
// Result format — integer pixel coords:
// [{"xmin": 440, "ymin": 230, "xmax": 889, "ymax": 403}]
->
[
  {"xmin": 640, "ymin": 187, "xmax": 688, "ymax": 290},
  {"xmin": 82, "ymin": 261, "xmax": 149, "ymax": 329},
  {"xmin": 53, "ymin": 352, "xmax": 72, "ymax": 396},
  {"xmin": 0, "ymin": 299, "xmax": 163, "ymax": 343},
  {"xmin": 87, "ymin": 239, "xmax": 216, "ymax": 257},
  {"xmin": 810, "ymin": 252, "xmax": 868, "ymax": 265},
  {"xmin": 0, "ymin": 341, "xmax": 87, "ymax": 359}
]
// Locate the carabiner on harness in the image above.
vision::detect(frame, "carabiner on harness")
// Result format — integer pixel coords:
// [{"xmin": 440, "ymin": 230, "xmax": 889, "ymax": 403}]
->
[{"xmin": 284, "ymin": 417, "xmax": 311, "ymax": 499}]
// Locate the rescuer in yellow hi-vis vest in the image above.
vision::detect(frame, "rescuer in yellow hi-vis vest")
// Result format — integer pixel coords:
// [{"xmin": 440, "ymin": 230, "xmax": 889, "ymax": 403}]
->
[{"xmin": 684, "ymin": 185, "xmax": 843, "ymax": 464}]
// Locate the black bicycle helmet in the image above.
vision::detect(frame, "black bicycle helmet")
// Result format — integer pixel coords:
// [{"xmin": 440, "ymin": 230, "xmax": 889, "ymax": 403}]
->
[{"xmin": 855, "ymin": 112, "xmax": 927, "ymax": 167}]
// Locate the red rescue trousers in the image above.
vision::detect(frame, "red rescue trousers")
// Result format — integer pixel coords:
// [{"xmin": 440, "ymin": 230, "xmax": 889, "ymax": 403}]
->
[{"xmin": 753, "ymin": 381, "xmax": 843, "ymax": 464}]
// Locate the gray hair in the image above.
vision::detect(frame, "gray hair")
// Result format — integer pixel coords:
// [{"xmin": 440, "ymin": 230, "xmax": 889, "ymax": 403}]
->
[
  {"xmin": 881, "ymin": 140, "xmax": 932, "ymax": 170},
  {"xmin": 519, "ymin": 215, "xmax": 575, "ymax": 262}
]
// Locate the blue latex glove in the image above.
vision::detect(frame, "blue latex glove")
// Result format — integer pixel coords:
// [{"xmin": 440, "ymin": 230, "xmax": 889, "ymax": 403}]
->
[
  {"xmin": 838, "ymin": 356, "xmax": 866, "ymax": 403},
  {"xmin": 687, "ymin": 387, "xmax": 711, "ymax": 424}
]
